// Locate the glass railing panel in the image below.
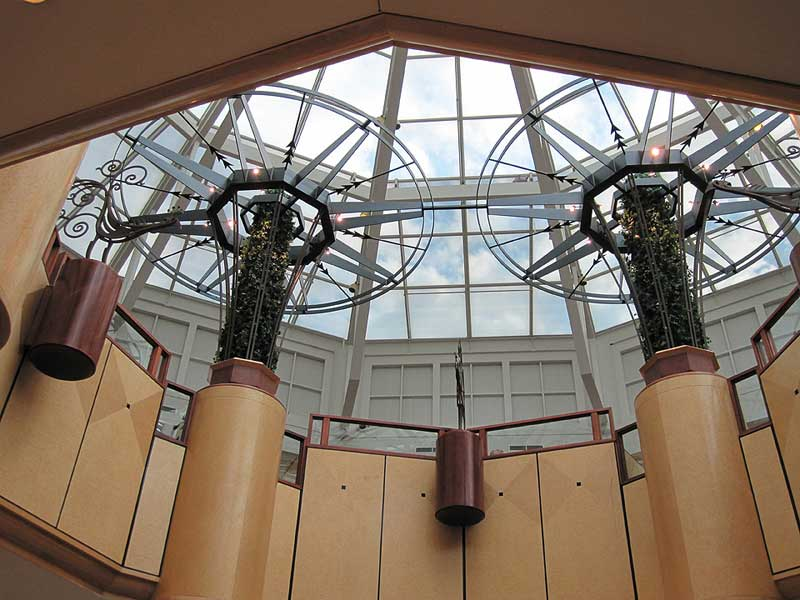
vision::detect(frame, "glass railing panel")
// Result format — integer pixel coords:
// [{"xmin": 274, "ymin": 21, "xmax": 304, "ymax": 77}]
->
[
  {"xmin": 486, "ymin": 415, "xmax": 594, "ymax": 455},
  {"xmin": 309, "ymin": 417, "xmax": 323, "ymax": 445},
  {"xmin": 326, "ymin": 421, "xmax": 439, "ymax": 456},
  {"xmin": 157, "ymin": 384, "xmax": 192, "ymax": 442},
  {"xmin": 598, "ymin": 412, "xmax": 613, "ymax": 440},
  {"xmin": 768, "ymin": 293, "xmax": 800, "ymax": 355},
  {"xmin": 620, "ymin": 426, "xmax": 644, "ymax": 480},
  {"xmin": 108, "ymin": 311, "xmax": 154, "ymax": 370},
  {"xmin": 280, "ymin": 433, "xmax": 303, "ymax": 484},
  {"xmin": 733, "ymin": 372, "xmax": 769, "ymax": 431}
]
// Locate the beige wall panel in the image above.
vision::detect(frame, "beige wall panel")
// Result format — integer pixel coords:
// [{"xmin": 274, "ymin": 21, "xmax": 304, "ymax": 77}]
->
[
  {"xmin": 124, "ymin": 438, "xmax": 185, "ymax": 575},
  {"xmin": 380, "ymin": 456, "xmax": 461, "ymax": 600},
  {"xmin": 636, "ymin": 372, "xmax": 778, "ymax": 599},
  {"xmin": 58, "ymin": 346, "xmax": 163, "ymax": 562},
  {"xmin": 0, "ymin": 144, "xmax": 87, "ymax": 407},
  {"xmin": 742, "ymin": 427, "xmax": 800, "ymax": 573},
  {"xmin": 539, "ymin": 443, "xmax": 634, "ymax": 600},
  {"xmin": 292, "ymin": 448, "xmax": 384, "ymax": 600},
  {"xmin": 263, "ymin": 482, "xmax": 300, "ymax": 600},
  {"xmin": 0, "ymin": 341, "xmax": 110, "ymax": 524},
  {"xmin": 0, "ymin": 267, "xmax": 48, "ymax": 417},
  {"xmin": 466, "ymin": 454, "xmax": 545, "ymax": 600},
  {"xmin": 156, "ymin": 384, "xmax": 286, "ymax": 600},
  {"xmin": 762, "ymin": 339, "xmax": 800, "ymax": 507},
  {"xmin": 622, "ymin": 478, "xmax": 664, "ymax": 600}
]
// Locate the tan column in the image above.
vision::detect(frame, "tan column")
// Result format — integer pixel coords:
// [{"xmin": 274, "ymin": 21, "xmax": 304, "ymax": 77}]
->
[
  {"xmin": 156, "ymin": 383, "xmax": 286, "ymax": 600},
  {"xmin": 0, "ymin": 144, "xmax": 86, "ymax": 402},
  {"xmin": 636, "ymin": 363, "xmax": 778, "ymax": 599}
]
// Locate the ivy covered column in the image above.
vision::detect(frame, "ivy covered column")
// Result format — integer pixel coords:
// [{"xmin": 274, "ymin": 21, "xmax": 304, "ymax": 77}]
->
[
  {"xmin": 625, "ymin": 185, "xmax": 778, "ymax": 599},
  {"xmin": 158, "ymin": 202, "xmax": 293, "ymax": 600},
  {"xmin": 217, "ymin": 202, "xmax": 294, "ymax": 370},
  {"xmin": 618, "ymin": 184, "xmax": 706, "ymax": 359}
]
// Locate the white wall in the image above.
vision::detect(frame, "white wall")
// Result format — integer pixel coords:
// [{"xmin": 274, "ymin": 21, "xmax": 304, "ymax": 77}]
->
[{"xmin": 133, "ymin": 265, "xmax": 798, "ymax": 433}]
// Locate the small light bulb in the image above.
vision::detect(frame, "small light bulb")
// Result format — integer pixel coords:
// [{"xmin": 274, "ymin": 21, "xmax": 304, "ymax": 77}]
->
[
  {"xmin": 650, "ymin": 147, "xmax": 661, "ymax": 158},
  {"xmin": 208, "ymin": 186, "xmax": 216, "ymax": 193},
  {"xmin": 336, "ymin": 214, "xmax": 344, "ymax": 223},
  {"xmin": 701, "ymin": 163, "xmax": 709, "ymax": 171},
  {"xmin": 251, "ymin": 168, "xmax": 260, "ymax": 175},
  {"xmin": 753, "ymin": 123, "xmax": 763, "ymax": 133},
  {"xmin": 227, "ymin": 219, "xmax": 235, "ymax": 228}
]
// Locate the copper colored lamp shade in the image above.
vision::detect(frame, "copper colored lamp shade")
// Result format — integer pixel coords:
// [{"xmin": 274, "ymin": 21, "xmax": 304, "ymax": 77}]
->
[
  {"xmin": 0, "ymin": 286, "xmax": 10, "ymax": 350},
  {"xmin": 791, "ymin": 242, "xmax": 800, "ymax": 284},
  {"xmin": 29, "ymin": 258, "xmax": 122, "ymax": 381},
  {"xmin": 435, "ymin": 429, "xmax": 485, "ymax": 526}
]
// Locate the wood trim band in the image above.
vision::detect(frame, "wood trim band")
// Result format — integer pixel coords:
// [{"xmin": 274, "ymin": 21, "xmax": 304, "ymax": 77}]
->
[
  {"xmin": 2, "ymin": 13, "xmax": 800, "ymax": 169},
  {"xmin": 0, "ymin": 498, "xmax": 157, "ymax": 600}
]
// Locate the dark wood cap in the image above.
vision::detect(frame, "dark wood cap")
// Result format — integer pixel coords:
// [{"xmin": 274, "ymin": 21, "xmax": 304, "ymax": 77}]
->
[
  {"xmin": 639, "ymin": 345, "xmax": 719, "ymax": 385},
  {"xmin": 208, "ymin": 357, "xmax": 281, "ymax": 396}
]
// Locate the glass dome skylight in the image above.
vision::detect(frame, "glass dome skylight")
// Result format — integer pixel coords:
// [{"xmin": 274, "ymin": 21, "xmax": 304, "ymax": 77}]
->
[{"xmin": 61, "ymin": 47, "xmax": 800, "ymax": 342}]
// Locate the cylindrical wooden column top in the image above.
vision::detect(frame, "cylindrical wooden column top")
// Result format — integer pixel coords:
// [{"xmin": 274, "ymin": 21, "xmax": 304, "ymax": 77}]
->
[
  {"xmin": 639, "ymin": 345, "xmax": 719, "ymax": 385},
  {"xmin": 29, "ymin": 258, "xmax": 121, "ymax": 380},
  {"xmin": 208, "ymin": 357, "xmax": 281, "ymax": 396},
  {"xmin": 435, "ymin": 429, "xmax": 485, "ymax": 527}
]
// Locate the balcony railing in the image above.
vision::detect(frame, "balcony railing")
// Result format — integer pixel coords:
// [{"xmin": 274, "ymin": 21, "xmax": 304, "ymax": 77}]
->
[
  {"xmin": 470, "ymin": 408, "xmax": 614, "ymax": 459},
  {"xmin": 156, "ymin": 382, "xmax": 195, "ymax": 445},
  {"xmin": 615, "ymin": 423, "xmax": 645, "ymax": 484},
  {"xmin": 280, "ymin": 430, "xmax": 305, "ymax": 487},
  {"xmin": 752, "ymin": 286, "xmax": 800, "ymax": 371},
  {"xmin": 107, "ymin": 304, "xmax": 171, "ymax": 385},
  {"xmin": 729, "ymin": 367, "xmax": 771, "ymax": 434},
  {"xmin": 306, "ymin": 414, "xmax": 449, "ymax": 460}
]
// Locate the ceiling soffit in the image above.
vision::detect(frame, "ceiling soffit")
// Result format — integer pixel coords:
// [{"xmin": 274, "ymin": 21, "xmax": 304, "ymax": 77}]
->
[{"xmin": 1, "ymin": 6, "xmax": 799, "ymax": 168}]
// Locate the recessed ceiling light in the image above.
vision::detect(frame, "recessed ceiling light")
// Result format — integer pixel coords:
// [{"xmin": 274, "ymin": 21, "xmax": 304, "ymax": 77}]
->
[{"xmin": 24, "ymin": 0, "xmax": 48, "ymax": 4}]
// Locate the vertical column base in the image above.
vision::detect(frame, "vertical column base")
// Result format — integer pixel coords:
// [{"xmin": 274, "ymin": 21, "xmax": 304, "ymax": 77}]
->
[
  {"xmin": 155, "ymin": 382, "xmax": 286, "ymax": 600},
  {"xmin": 635, "ymin": 366, "xmax": 779, "ymax": 600}
]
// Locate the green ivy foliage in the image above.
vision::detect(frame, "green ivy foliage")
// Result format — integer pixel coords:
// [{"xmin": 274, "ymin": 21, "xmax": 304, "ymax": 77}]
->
[
  {"xmin": 619, "ymin": 186, "xmax": 708, "ymax": 359},
  {"xmin": 216, "ymin": 204, "xmax": 294, "ymax": 370}
]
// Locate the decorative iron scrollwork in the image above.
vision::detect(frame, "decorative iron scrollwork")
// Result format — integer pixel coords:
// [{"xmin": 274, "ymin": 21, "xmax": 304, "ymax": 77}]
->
[{"xmin": 58, "ymin": 159, "xmax": 179, "ymax": 262}]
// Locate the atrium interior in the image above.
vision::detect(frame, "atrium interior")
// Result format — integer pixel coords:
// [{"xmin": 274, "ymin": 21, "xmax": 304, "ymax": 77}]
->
[{"xmin": 2, "ymin": 3, "xmax": 800, "ymax": 599}]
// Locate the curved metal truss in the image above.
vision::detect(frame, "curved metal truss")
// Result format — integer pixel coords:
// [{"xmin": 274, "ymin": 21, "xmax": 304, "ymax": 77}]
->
[
  {"xmin": 475, "ymin": 77, "xmax": 800, "ymax": 304},
  {"xmin": 59, "ymin": 84, "xmax": 434, "ymax": 314}
]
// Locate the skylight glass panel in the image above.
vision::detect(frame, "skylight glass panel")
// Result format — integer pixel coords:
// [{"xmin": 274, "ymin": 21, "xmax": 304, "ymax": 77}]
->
[
  {"xmin": 459, "ymin": 58, "xmax": 519, "ymax": 116},
  {"xmin": 467, "ymin": 236, "xmax": 520, "ymax": 284},
  {"xmin": 399, "ymin": 57, "xmax": 457, "ymax": 120},
  {"xmin": 407, "ymin": 236, "xmax": 465, "ymax": 285},
  {"xmin": 470, "ymin": 288, "xmax": 529, "ymax": 336},
  {"xmin": 529, "ymin": 68, "xmax": 580, "ymax": 100},
  {"xmin": 408, "ymin": 289, "xmax": 467, "ymax": 338},
  {"xmin": 295, "ymin": 308, "xmax": 351, "ymax": 338},
  {"xmin": 462, "ymin": 118, "xmax": 516, "ymax": 175},
  {"xmin": 366, "ymin": 290, "xmax": 408, "ymax": 339},
  {"xmin": 319, "ymin": 53, "xmax": 389, "ymax": 117},
  {"xmin": 532, "ymin": 292, "xmax": 570, "ymax": 334},
  {"xmin": 397, "ymin": 120, "xmax": 459, "ymax": 178}
]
